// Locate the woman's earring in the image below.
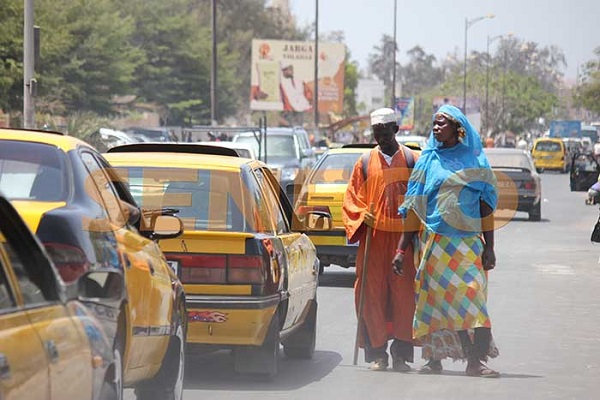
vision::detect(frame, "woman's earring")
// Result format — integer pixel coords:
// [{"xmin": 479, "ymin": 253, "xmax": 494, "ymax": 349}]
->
[{"xmin": 457, "ymin": 127, "xmax": 466, "ymax": 138}]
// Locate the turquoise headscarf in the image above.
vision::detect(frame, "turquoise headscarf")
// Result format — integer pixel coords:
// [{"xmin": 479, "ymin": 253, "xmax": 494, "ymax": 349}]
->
[{"xmin": 398, "ymin": 104, "xmax": 497, "ymax": 237}]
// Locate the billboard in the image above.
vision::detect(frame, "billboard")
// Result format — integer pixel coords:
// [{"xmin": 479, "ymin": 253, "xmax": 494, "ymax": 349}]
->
[
  {"xmin": 549, "ymin": 120, "xmax": 581, "ymax": 138},
  {"xmin": 250, "ymin": 39, "xmax": 346, "ymax": 114}
]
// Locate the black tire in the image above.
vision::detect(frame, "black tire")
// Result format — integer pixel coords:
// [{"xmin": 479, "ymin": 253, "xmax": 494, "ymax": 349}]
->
[
  {"xmin": 283, "ymin": 299, "xmax": 317, "ymax": 359},
  {"xmin": 135, "ymin": 304, "xmax": 186, "ymax": 400},
  {"xmin": 536, "ymin": 168, "xmax": 544, "ymax": 173},
  {"xmin": 106, "ymin": 313, "xmax": 126, "ymax": 400},
  {"xmin": 234, "ymin": 312, "xmax": 280, "ymax": 378},
  {"xmin": 529, "ymin": 202, "xmax": 541, "ymax": 221}
]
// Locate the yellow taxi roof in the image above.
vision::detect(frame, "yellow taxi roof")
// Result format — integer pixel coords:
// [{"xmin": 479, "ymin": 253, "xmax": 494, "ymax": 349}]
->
[
  {"xmin": 104, "ymin": 151, "xmax": 259, "ymax": 171},
  {"xmin": 0, "ymin": 128, "xmax": 93, "ymax": 152}
]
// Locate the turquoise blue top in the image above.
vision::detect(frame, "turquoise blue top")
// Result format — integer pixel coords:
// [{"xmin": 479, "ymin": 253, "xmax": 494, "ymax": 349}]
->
[{"xmin": 398, "ymin": 105, "xmax": 497, "ymax": 237}]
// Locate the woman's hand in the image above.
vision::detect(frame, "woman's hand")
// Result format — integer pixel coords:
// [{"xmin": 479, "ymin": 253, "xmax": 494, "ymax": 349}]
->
[
  {"xmin": 481, "ymin": 246, "xmax": 496, "ymax": 270},
  {"xmin": 392, "ymin": 251, "xmax": 404, "ymax": 276}
]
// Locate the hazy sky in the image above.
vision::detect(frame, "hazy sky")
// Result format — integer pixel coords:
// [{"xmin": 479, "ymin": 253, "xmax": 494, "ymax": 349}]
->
[{"xmin": 289, "ymin": 0, "xmax": 599, "ymax": 82}]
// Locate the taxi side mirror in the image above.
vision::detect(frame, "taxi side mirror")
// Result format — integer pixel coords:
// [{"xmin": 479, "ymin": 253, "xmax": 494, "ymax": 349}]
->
[
  {"xmin": 296, "ymin": 206, "xmax": 332, "ymax": 231},
  {"xmin": 77, "ymin": 270, "xmax": 125, "ymax": 303},
  {"xmin": 150, "ymin": 214, "xmax": 184, "ymax": 239}
]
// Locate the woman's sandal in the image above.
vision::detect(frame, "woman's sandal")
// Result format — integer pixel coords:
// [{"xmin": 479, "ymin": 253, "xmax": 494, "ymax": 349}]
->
[{"xmin": 465, "ymin": 362, "xmax": 500, "ymax": 378}]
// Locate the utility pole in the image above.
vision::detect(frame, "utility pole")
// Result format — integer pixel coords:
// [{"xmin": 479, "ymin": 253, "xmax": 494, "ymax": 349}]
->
[
  {"xmin": 391, "ymin": 0, "xmax": 397, "ymax": 108},
  {"xmin": 210, "ymin": 0, "xmax": 218, "ymax": 126},
  {"xmin": 313, "ymin": 0, "xmax": 319, "ymax": 139},
  {"xmin": 462, "ymin": 14, "xmax": 494, "ymax": 112},
  {"xmin": 23, "ymin": 0, "xmax": 35, "ymax": 128}
]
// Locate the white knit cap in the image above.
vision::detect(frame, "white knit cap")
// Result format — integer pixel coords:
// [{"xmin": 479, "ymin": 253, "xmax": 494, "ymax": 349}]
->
[{"xmin": 370, "ymin": 108, "xmax": 397, "ymax": 126}]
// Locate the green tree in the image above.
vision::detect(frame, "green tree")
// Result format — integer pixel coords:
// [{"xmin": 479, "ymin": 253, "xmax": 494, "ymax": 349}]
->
[
  {"xmin": 367, "ymin": 34, "xmax": 396, "ymax": 104},
  {"xmin": 575, "ymin": 47, "xmax": 600, "ymax": 115},
  {"xmin": 0, "ymin": 0, "xmax": 24, "ymax": 115},
  {"xmin": 36, "ymin": 0, "xmax": 140, "ymax": 115},
  {"xmin": 399, "ymin": 46, "xmax": 443, "ymax": 96}
]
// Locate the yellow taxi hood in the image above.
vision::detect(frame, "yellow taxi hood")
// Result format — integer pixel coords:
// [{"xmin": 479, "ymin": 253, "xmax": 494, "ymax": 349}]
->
[{"xmin": 9, "ymin": 200, "xmax": 67, "ymax": 233}]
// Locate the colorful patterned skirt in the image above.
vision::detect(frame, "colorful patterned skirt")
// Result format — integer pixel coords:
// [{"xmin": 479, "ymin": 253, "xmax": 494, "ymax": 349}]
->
[{"xmin": 414, "ymin": 231, "xmax": 499, "ymax": 361}]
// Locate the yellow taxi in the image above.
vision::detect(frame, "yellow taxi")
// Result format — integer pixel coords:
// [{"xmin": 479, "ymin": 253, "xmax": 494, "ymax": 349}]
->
[
  {"xmin": 531, "ymin": 137, "xmax": 569, "ymax": 173},
  {"xmin": 0, "ymin": 191, "xmax": 125, "ymax": 399},
  {"xmin": 0, "ymin": 128, "xmax": 186, "ymax": 400},
  {"xmin": 105, "ymin": 143, "xmax": 331, "ymax": 378},
  {"xmin": 295, "ymin": 143, "xmax": 419, "ymax": 274},
  {"xmin": 294, "ymin": 145, "xmax": 371, "ymax": 273}
]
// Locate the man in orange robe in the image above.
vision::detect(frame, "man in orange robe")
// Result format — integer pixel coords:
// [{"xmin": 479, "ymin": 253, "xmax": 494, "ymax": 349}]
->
[{"xmin": 343, "ymin": 108, "xmax": 418, "ymax": 372}]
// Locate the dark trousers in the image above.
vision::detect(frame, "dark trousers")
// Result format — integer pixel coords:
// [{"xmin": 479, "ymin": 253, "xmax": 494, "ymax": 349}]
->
[
  {"xmin": 458, "ymin": 327, "xmax": 492, "ymax": 361},
  {"xmin": 363, "ymin": 328, "xmax": 414, "ymax": 363}
]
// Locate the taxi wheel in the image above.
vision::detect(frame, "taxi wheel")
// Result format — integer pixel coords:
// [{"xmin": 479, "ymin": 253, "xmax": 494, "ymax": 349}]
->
[
  {"xmin": 529, "ymin": 202, "xmax": 541, "ymax": 222},
  {"xmin": 99, "ymin": 341, "xmax": 122, "ymax": 400},
  {"xmin": 106, "ymin": 316, "xmax": 126, "ymax": 400},
  {"xmin": 234, "ymin": 312, "xmax": 280, "ymax": 379},
  {"xmin": 135, "ymin": 305, "xmax": 186, "ymax": 400},
  {"xmin": 282, "ymin": 299, "xmax": 317, "ymax": 359}
]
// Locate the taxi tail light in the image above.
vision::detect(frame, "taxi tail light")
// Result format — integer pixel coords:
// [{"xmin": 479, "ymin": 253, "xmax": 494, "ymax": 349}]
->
[
  {"xmin": 179, "ymin": 254, "xmax": 226, "ymax": 284},
  {"xmin": 177, "ymin": 254, "xmax": 265, "ymax": 284},
  {"xmin": 521, "ymin": 180, "xmax": 536, "ymax": 190},
  {"xmin": 228, "ymin": 255, "xmax": 266, "ymax": 284},
  {"xmin": 44, "ymin": 242, "xmax": 90, "ymax": 284}
]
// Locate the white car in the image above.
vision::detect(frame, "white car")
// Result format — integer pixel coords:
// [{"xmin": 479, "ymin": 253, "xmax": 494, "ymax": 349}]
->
[{"xmin": 395, "ymin": 134, "xmax": 429, "ymax": 150}]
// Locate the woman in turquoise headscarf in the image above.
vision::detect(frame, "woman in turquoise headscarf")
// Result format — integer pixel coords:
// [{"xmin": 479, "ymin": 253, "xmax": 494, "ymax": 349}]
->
[{"xmin": 393, "ymin": 104, "xmax": 500, "ymax": 377}]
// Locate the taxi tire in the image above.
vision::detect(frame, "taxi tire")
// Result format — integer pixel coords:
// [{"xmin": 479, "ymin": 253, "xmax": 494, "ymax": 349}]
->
[
  {"xmin": 108, "ymin": 316, "xmax": 126, "ymax": 400},
  {"xmin": 233, "ymin": 312, "xmax": 280, "ymax": 379},
  {"xmin": 529, "ymin": 202, "xmax": 541, "ymax": 222},
  {"xmin": 282, "ymin": 299, "xmax": 317, "ymax": 359},
  {"xmin": 135, "ymin": 306, "xmax": 186, "ymax": 400}
]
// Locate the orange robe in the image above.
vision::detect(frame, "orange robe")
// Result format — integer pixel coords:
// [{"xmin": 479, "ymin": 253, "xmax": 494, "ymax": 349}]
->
[{"xmin": 343, "ymin": 146, "xmax": 418, "ymax": 349}]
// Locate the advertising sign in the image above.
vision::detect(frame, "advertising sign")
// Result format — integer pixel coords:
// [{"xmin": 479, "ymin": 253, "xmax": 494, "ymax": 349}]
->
[
  {"xmin": 394, "ymin": 97, "xmax": 414, "ymax": 130},
  {"xmin": 250, "ymin": 39, "xmax": 346, "ymax": 113},
  {"xmin": 549, "ymin": 120, "xmax": 582, "ymax": 138}
]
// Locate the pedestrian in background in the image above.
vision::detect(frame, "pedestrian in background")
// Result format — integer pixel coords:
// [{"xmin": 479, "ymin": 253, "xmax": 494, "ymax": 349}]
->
[
  {"xmin": 343, "ymin": 108, "xmax": 419, "ymax": 372},
  {"xmin": 394, "ymin": 104, "xmax": 501, "ymax": 377}
]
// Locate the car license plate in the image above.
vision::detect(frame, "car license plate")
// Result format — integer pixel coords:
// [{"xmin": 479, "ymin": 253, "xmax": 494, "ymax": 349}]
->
[
  {"xmin": 166, "ymin": 261, "xmax": 179, "ymax": 275},
  {"xmin": 497, "ymin": 180, "xmax": 512, "ymax": 188}
]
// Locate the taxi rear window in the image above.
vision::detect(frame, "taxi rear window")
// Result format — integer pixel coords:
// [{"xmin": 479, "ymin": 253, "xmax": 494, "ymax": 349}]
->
[
  {"xmin": 114, "ymin": 166, "xmax": 259, "ymax": 232},
  {"xmin": 0, "ymin": 141, "xmax": 68, "ymax": 201},
  {"xmin": 534, "ymin": 141, "xmax": 562, "ymax": 152}
]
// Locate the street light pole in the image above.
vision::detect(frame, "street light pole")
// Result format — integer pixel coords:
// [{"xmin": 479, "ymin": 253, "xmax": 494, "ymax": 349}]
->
[
  {"xmin": 210, "ymin": 0, "xmax": 217, "ymax": 126},
  {"xmin": 485, "ymin": 33, "xmax": 512, "ymax": 136},
  {"xmin": 391, "ymin": 0, "xmax": 397, "ymax": 108},
  {"xmin": 462, "ymin": 14, "xmax": 495, "ymax": 113},
  {"xmin": 314, "ymin": 0, "xmax": 319, "ymax": 139},
  {"xmin": 23, "ymin": 0, "xmax": 35, "ymax": 128}
]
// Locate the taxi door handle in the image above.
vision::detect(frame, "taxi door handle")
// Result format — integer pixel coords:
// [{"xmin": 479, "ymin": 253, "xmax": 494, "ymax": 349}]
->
[
  {"xmin": 45, "ymin": 340, "xmax": 59, "ymax": 363},
  {"xmin": 0, "ymin": 354, "xmax": 10, "ymax": 380}
]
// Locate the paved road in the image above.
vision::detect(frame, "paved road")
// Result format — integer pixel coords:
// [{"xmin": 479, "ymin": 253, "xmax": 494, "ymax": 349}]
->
[{"xmin": 126, "ymin": 172, "xmax": 600, "ymax": 399}]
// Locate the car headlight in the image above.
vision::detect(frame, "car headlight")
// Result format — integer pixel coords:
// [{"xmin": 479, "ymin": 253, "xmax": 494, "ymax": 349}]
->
[{"xmin": 281, "ymin": 167, "xmax": 299, "ymax": 181}]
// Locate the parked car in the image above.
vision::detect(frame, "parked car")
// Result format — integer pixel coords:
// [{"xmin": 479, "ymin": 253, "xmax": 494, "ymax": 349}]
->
[
  {"xmin": 124, "ymin": 127, "xmax": 172, "ymax": 143},
  {"xmin": 232, "ymin": 127, "xmax": 318, "ymax": 203},
  {"xmin": 294, "ymin": 145, "xmax": 372, "ymax": 273},
  {"xmin": 105, "ymin": 143, "xmax": 331, "ymax": 378},
  {"xmin": 0, "ymin": 128, "xmax": 187, "ymax": 400},
  {"xmin": 0, "ymin": 191, "xmax": 125, "ymax": 399},
  {"xmin": 484, "ymin": 148, "xmax": 542, "ymax": 221}
]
